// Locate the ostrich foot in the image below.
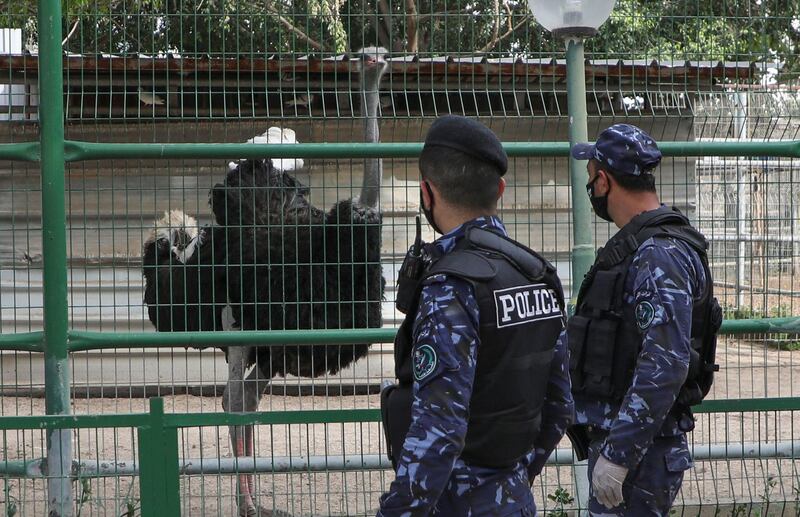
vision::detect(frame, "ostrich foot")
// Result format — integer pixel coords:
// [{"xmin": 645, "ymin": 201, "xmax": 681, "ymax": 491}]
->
[
  {"xmin": 237, "ymin": 469, "xmax": 294, "ymax": 517},
  {"xmin": 239, "ymin": 503, "xmax": 294, "ymax": 517}
]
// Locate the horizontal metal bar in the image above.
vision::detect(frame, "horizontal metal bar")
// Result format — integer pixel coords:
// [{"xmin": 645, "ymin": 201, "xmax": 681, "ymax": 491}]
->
[
  {"xmin": 64, "ymin": 141, "xmax": 426, "ymax": 161},
  {"xmin": 696, "ymin": 397, "xmax": 800, "ymax": 413},
  {"xmin": 0, "ymin": 398, "xmax": 794, "ymax": 432},
  {"xmin": 0, "ymin": 331, "xmax": 44, "ymax": 352},
  {"xmin": 0, "ymin": 413, "xmax": 149, "ymax": 430},
  {"xmin": 713, "ymin": 281, "xmax": 798, "ymax": 297},
  {"xmin": 0, "ymin": 409, "xmax": 379, "ymax": 432},
  {"xmin": 62, "ymin": 140, "xmax": 800, "ymax": 162},
  {"xmin": 158, "ymin": 399, "xmax": 799, "ymax": 426},
  {"xmin": 708, "ymin": 234, "xmax": 800, "ymax": 243},
  {"xmin": 62, "ymin": 142, "xmax": 574, "ymax": 161},
  {"xmin": 1, "ymin": 439, "xmax": 797, "ymax": 479},
  {"xmin": 164, "ymin": 409, "xmax": 381, "ymax": 428},
  {"xmin": 63, "ymin": 317, "xmax": 798, "ymax": 352},
  {"xmin": 661, "ymin": 140, "xmax": 800, "ymax": 158},
  {"xmin": 719, "ymin": 317, "xmax": 800, "ymax": 336},
  {"xmin": 0, "ymin": 459, "xmax": 41, "ymax": 477},
  {"xmin": 66, "ymin": 329, "xmax": 397, "ymax": 351},
  {"xmin": 0, "ymin": 142, "xmax": 40, "ymax": 162}
]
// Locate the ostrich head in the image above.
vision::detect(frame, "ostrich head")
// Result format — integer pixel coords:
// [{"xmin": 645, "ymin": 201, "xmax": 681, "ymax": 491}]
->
[
  {"xmin": 144, "ymin": 209, "xmax": 200, "ymax": 264},
  {"xmin": 354, "ymin": 46, "xmax": 389, "ymax": 209},
  {"xmin": 355, "ymin": 46, "xmax": 389, "ymax": 92}
]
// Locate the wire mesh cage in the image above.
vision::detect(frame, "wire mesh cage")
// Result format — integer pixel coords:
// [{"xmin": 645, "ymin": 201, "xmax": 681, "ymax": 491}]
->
[{"xmin": 0, "ymin": 0, "xmax": 798, "ymax": 515}]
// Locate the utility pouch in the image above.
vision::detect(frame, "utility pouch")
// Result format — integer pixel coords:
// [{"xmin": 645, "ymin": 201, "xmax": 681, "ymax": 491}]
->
[
  {"xmin": 380, "ymin": 383, "xmax": 413, "ymax": 471},
  {"xmin": 567, "ymin": 315, "xmax": 591, "ymax": 390},
  {"xmin": 582, "ymin": 318, "xmax": 619, "ymax": 399},
  {"xmin": 581, "ymin": 271, "xmax": 621, "ymax": 312}
]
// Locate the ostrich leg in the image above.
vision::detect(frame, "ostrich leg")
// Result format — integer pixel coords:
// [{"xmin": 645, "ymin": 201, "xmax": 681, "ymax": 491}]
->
[{"xmin": 223, "ymin": 345, "xmax": 275, "ymax": 516}]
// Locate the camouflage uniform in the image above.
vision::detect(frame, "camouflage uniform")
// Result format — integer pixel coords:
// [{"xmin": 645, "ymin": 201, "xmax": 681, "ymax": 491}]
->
[
  {"xmin": 377, "ymin": 215, "xmax": 574, "ymax": 517},
  {"xmin": 575, "ymin": 235, "xmax": 707, "ymax": 516}
]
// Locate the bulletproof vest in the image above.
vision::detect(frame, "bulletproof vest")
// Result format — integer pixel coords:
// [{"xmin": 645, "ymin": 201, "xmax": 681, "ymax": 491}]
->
[
  {"xmin": 382, "ymin": 227, "xmax": 565, "ymax": 469},
  {"xmin": 568, "ymin": 206, "xmax": 721, "ymax": 414}
]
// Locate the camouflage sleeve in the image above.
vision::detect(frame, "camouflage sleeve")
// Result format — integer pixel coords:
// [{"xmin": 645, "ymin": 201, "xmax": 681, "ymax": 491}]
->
[
  {"xmin": 377, "ymin": 274, "xmax": 480, "ymax": 517},
  {"xmin": 527, "ymin": 328, "xmax": 574, "ymax": 479},
  {"xmin": 603, "ymin": 241, "xmax": 695, "ymax": 470}
]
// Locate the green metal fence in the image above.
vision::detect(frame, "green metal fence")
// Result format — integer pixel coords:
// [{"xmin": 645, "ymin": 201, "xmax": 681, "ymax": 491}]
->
[{"xmin": 0, "ymin": 0, "xmax": 799, "ymax": 515}]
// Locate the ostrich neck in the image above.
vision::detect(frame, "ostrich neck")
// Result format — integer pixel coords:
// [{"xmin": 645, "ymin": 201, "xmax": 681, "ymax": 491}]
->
[{"xmin": 359, "ymin": 76, "xmax": 382, "ymax": 209}]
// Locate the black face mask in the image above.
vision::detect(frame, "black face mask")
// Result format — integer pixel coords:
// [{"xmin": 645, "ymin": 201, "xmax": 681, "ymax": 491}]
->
[
  {"xmin": 586, "ymin": 174, "xmax": 613, "ymax": 222},
  {"xmin": 420, "ymin": 181, "xmax": 445, "ymax": 235}
]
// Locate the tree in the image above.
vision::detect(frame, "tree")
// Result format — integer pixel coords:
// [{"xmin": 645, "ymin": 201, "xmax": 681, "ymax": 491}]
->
[
  {"xmin": 587, "ymin": 1, "xmax": 799, "ymax": 75},
  {"xmin": 1, "ymin": 0, "xmax": 797, "ymax": 77}
]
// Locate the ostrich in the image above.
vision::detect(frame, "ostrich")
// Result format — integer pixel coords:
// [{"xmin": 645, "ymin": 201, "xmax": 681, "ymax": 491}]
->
[{"xmin": 142, "ymin": 46, "xmax": 389, "ymax": 517}]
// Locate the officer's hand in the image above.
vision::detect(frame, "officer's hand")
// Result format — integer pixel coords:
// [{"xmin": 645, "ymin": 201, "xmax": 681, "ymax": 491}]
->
[{"xmin": 591, "ymin": 455, "xmax": 628, "ymax": 509}]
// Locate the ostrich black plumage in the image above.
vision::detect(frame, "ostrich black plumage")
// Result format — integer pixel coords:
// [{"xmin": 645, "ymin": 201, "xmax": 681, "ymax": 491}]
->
[{"xmin": 142, "ymin": 47, "xmax": 389, "ymax": 517}]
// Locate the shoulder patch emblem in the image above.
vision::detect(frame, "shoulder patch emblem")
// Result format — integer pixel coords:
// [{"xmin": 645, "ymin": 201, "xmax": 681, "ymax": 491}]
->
[
  {"xmin": 635, "ymin": 300, "xmax": 656, "ymax": 330},
  {"xmin": 413, "ymin": 344, "xmax": 438, "ymax": 381}
]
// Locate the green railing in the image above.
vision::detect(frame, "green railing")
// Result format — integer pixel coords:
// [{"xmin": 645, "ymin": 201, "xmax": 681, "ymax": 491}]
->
[
  {"xmin": 3, "ymin": 316, "xmax": 800, "ymax": 354},
  {"xmin": 1, "ymin": 394, "xmax": 799, "ymax": 515}
]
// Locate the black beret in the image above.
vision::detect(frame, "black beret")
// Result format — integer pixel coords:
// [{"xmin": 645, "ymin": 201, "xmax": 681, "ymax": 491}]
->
[{"xmin": 422, "ymin": 115, "xmax": 508, "ymax": 175}]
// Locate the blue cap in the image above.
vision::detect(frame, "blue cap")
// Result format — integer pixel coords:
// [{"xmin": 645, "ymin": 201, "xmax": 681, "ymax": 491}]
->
[
  {"xmin": 571, "ymin": 124, "xmax": 662, "ymax": 176},
  {"xmin": 423, "ymin": 115, "xmax": 508, "ymax": 175}
]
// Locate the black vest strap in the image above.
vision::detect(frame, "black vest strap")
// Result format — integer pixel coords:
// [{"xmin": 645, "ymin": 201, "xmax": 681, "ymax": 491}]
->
[
  {"xmin": 466, "ymin": 227, "xmax": 552, "ymax": 282},
  {"xmin": 430, "ymin": 249, "xmax": 497, "ymax": 281}
]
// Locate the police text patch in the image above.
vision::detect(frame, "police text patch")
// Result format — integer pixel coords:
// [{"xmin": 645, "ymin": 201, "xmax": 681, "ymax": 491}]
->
[
  {"xmin": 413, "ymin": 344, "xmax": 438, "ymax": 381},
  {"xmin": 494, "ymin": 283, "xmax": 562, "ymax": 328}
]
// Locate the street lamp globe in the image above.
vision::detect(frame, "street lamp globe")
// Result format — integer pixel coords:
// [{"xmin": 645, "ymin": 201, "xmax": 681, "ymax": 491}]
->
[{"xmin": 528, "ymin": 0, "xmax": 615, "ymax": 38}]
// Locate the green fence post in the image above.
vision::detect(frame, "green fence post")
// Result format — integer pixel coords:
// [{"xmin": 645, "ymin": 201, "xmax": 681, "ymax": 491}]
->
[
  {"xmin": 565, "ymin": 38, "xmax": 595, "ymax": 298},
  {"xmin": 38, "ymin": 0, "xmax": 72, "ymax": 515},
  {"xmin": 565, "ymin": 36, "xmax": 594, "ymax": 516},
  {"xmin": 138, "ymin": 398, "xmax": 181, "ymax": 516}
]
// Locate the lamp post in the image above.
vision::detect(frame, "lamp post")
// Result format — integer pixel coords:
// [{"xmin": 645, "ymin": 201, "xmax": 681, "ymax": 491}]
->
[
  {"xmin": 527, "ymin": 0, "xmax": 616, "ymax": 301},
  {"xmin": 527, "ymin": 2, "xmax": 616, "ymax": 514}
]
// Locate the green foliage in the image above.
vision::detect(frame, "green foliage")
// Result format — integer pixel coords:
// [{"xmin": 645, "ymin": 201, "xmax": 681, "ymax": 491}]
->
[
  {"xmin": 546, "ymin": 486, "xmax": 575, "ymax": 517},
  {"xmin": 2, "ymin": 482, "xmax": 17, "ymax": 517},
  {"xmin": 2, "ymin": 0, "xmax": 798, "ymax": 75},
  {"xmin": 723, "ymin": 303, "xmax": 795, "ymax": 320},
  {"xmin": 118, "ymin": 480, "xmax": 140, "ymax": 517},
  {"xmin": 731, "ymin": 503, "xmax": 749, "ymax": 516},
  {"xmin": 760, "ymin": 475, "xmax": 778, "ymax": 504},
  {"xmin": 75, "ymin": 477, "xmax": 93, "ymax": 517}
]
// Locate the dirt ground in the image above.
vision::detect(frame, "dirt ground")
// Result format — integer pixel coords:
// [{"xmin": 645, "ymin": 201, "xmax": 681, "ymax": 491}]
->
[{"xmin": 1, "ymin": 336, "xmax": 800, "ymax": 516}]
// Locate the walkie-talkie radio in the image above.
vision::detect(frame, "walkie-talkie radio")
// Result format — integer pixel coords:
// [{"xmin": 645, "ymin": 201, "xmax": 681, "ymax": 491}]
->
[{"xmin": 395, "ymin": 216, "xmax": 427, "ymax": 314}]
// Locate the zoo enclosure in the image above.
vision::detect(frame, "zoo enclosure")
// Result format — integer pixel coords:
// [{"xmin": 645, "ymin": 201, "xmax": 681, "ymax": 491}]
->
[{"xmin": 1, "ymin": 0, "xmax": 800, "ymax": 515}]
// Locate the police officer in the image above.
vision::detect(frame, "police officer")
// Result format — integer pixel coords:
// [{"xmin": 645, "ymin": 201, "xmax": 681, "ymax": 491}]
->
[
  {"xmin": 567, "ymin": 124, "xmax": 719, "ymax": 516},
  {"xmin": 378, "ymin": 115, "xmax": 574, "ymax": 516}
]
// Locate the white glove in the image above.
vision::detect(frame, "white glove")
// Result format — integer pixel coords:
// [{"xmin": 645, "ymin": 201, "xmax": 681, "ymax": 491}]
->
[{"xmin": 592, "ymin": 454, "xmax": 629, "ymax": 509}]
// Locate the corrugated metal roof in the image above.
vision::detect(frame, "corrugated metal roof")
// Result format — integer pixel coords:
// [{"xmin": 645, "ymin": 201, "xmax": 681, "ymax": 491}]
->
[
  {"xmin": 0, "ymin": 54, "xmax": 757, "ymax": 83},
  {"xmin": 0, "ymin": 53, "xmax": 773, "ymax": 121}
]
